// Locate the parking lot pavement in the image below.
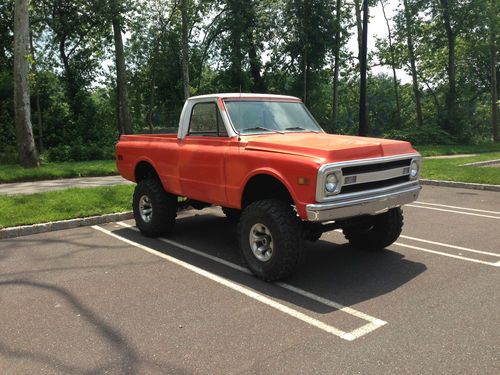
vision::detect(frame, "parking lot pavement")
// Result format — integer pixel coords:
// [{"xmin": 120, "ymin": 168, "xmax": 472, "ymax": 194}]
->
[{"xmin": 0, "ymin": 185, "xmax": 499, "ymax": 374}]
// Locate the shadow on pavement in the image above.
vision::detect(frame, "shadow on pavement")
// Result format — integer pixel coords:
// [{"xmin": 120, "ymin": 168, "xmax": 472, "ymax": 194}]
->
[{"xmin": 112, "ymin": 209, "xmax": 427, "ymax": 314}]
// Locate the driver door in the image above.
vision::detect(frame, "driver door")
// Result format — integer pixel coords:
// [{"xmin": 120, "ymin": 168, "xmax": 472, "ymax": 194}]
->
[{"xmin": 177, "ymin": 101, "xmax": 231, "ymax": 205}]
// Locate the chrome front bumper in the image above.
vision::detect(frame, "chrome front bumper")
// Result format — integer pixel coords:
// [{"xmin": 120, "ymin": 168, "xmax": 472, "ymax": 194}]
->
[{"xmin": 306, "ymin": 182, "xmax": 421, "ymax": 222}]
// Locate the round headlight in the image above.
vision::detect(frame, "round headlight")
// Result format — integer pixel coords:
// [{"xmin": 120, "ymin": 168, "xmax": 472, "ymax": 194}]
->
[
  {"xmin": 325, "ymin": 173, "xmax": 338, "ymax": 193},
  {"xmin": 410, "ymin": 160, "xmax": 419, "ymax": 178}
]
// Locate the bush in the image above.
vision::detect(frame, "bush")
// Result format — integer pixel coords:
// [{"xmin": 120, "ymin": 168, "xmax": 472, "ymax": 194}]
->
[
  {"xmin": 0, "ymin": 145, "xmax": 18, "ymax": 164},
  {"xmin": 45, "ymin": 144, "xmax": 115, "ymax": 162},
  {"xmin": 383, "ymin": 126, "xmax": 456, "ymax": 145}
]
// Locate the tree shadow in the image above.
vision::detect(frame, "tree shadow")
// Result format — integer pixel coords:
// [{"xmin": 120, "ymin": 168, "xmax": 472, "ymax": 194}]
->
[{"xmin": 0, "ymin": 279, "xmax": 185, "ymax": 375}]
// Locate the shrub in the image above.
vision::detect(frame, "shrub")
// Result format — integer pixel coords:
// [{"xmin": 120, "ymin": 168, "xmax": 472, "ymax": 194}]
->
[
  {"xmin": 383, "ymin": 126, "xmax": 456, "ymax": 145},
  {"xmin": 0, "ymin": 145, "xmax": 18, "ymax": 164},
  {"xmin": 46, "ymin": 144, "xmax": 115, "ymax": 162}
]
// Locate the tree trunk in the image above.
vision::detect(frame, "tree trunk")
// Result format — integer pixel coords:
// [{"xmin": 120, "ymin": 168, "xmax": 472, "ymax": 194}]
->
[
  {"xmin": 490, "ymin": 0, "xmax": 499, "ymax": 141},
  {"xmin": 331, "ymin": 0, "xmax": 342, "ymax": 132},
  {"xmin": 30, "ymin": 30, "xmax": 43, "ymax": 153},
  {"xmin": 14, "ymin": 0, "xmax": 39, "ymax": 167},
  {"xmin": 181, "ymin": 0, "xmax": 190, "ymax": 100},
  {"xmin": 354, "ymin": 0, "xmax": 363, "ymax": 61},
  {"xmin": 147, "ymin": 75, "xmax": 155, "ymax": 133},
  {"xmin": 112, "ymin": 6, "xmax": 133, "ymax": 135},
  {"xmin": 380, "ymin": 0, "xmax": 401, "ymax": 126},
  {"xmin": 403, "ymin": 0, "xmax": 423, "ymax": 128},
  {"xmin": 440, "ymin": 0, "xmax": 457, "ymax": 135},
  {"xmin": 247, "ymin": 34, "xmax": 265, "ymax": 93},
  {"xmin": 358, "ymin": 0, "xmax": 369, "ymax": 136},
  {"xmin": 303, "ymin": 48, "xmax": 308, "ymax": 105}
]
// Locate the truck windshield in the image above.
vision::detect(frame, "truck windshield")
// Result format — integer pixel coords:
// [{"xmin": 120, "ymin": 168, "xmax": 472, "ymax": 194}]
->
[{"xmin": 224, "ymin": 101, "xmax": 323, "ymax": 134}]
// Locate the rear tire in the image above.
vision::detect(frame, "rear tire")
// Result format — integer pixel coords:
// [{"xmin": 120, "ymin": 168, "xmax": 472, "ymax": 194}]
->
[
  {"xmin": 238, "ymin": 200, "xmax": 305, "ymax": 281},
  {"xmin": 343, "ymin": 207, "xmax": 403, "ymax": 251},
  {"xmin": 133, "ymin": 178, "xmax": 177, "ymax": 237}
]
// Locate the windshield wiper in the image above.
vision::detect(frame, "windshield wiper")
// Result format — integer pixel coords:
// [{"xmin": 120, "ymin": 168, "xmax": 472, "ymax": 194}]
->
[
  {"xmin": 285, "ymin": 126, "xmax": 319, "ymax": 133},
  {"xmin": 241, "ymin": 126, "xmax": 283, "ymax": 134}
]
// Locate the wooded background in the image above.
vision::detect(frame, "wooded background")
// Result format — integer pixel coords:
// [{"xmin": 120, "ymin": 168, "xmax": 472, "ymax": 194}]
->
[{"xmin": 1, "ymin": 0, "xmax": 499, "ymax": 166}]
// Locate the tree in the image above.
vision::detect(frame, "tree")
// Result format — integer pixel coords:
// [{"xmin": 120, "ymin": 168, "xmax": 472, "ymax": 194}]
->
[
  {"xmin": 282, "ymin": 0, "xmax": 335, "ymax": 104},
  {"xmin": 358, "ymin": 0, "xmax": 369, "ymax": 136},
  {"xmin": 331, "ymin": 0, "xmax": 342, "ymax": 130},
  {"xmin": 490, "ymin": 0, "xmax": 499, "ymax": 141},
  {"xmin": 13, "ymin": 0, "xmax": 39, "ymax": 167},
  {"xmin": 111, "ymin": 0, "xmax": 133, "ymax": 134},
  {"xmin": 36, "ymin": 0, "xmax": 108, "ymax": 116},
  {"xmin": 379, "ymin": 0, "xmax": 400, "ymax": 125},
  {"xmin": 181, "ymin": 0, "xmax": 190, "ymax": 100},
  {"xmin": 402, "ymin": 0, "xmax": 423, "ymax": 128}
]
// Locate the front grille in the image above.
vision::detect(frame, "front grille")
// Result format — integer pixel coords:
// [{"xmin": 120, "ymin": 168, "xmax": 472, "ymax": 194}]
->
[
  {"xmin": 316, "ymin": 154, "xmax": 419, "ymax": 203},
  {"xmin": 338, "ymin": 158, "xmax": 413, "ymax": 195},
  {"xmin": 342, "ymin": 158, "xmax": 411, "ymax": 176},
  {"xmin": 340, "ymin": 175, "xmax": 410, "ymax": 194}
]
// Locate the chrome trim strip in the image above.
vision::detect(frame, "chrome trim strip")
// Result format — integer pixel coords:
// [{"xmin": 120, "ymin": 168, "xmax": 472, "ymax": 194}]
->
[
  {"xmin": 306, "ymin": 184, "xmax": 421, "ymax": 222},
  {"xmin": 320, "ymin": 153, "xmax": 420, "ymax": 170},
  {"xmin": 332, "ymin": 180, "xmax": 419, "ymax": 202},
  {"xmin": 343, "ymin": 166, "xmax": 410, "ymax": 185}
]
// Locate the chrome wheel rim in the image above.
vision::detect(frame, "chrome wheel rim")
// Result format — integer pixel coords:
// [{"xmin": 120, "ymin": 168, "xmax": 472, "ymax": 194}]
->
[
  {"xmin": 139, "ymin": 195, "xmax": 153, "ymax": 223},
  {"xmin": 249, "ymin": 223, "xmax": 274, "ymax": 262}
]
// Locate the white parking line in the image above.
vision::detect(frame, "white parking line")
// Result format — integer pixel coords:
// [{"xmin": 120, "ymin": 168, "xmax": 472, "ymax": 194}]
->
[
  {"xmin": 406, "ymin": 204, "xmax": 500, "ymax": 219},
  {"xmin": 116, "ymin": 223, "xmax": 386, "ymax": 338},
  {"xmin": 104, "ymin": 222, "xmax": 387, "ymax": 340},
  {"xmin": 415, "ymin": 201, "xmax": 500, "ymax": 215},
  {"xmin": 399, "ymin": 235, "xmax": 500, "ymax": 258},
  {"xmin": 333, "ymin": 229, "xmax": 499, "ymax": 267},
  {"xmin": 393, "ymin": 242, "xmax": 499, "ymax": 267}
]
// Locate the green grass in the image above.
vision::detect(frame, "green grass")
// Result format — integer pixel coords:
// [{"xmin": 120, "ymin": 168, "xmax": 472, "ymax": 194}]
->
[
  {"xmin": 415, "ymin": 143, "xmax": 500, "ymax": 157},
  {"xmin": 0, "ymin": 185, "xmax": 133, "ymax": 228},
  {"xmin": 421, "ymin": 152, "xmax": 500, "ymax": 185},
  {"xmin": 0, "ymin": 160, "xmax": 118, "ymax": 183}
]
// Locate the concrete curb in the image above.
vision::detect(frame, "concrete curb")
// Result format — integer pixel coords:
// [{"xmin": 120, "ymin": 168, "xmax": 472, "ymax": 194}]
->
[
  {"xmin": 460, "ymin": 159, "xmax": 500, "ymax": 167},
  {"xmin": 0, "ymin": 211, "xmax": 133, "ymax": 240},
  {"xmin": 421, "ymin": 179, "xmax": 500, "ymax": 192}
]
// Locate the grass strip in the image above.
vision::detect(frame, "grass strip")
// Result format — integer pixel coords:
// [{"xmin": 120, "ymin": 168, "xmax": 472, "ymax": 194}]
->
[
  {"xmin": 0, "ymin": 160, "xmax": 117, "ymax": 183},
  {"xmin": 416, "ymin": 143, "xmax": 500, "ymax": 157},
  {"xmin": 0, "ymin": 185, "xmax": 133, "ymax": 229},
  {"xmin": 421, "ymin": 152, "xmax": 500, "ymax": 185},
  {"xmin": 1, "ymin": 152, "xmax": 499, "ymax": 229}
]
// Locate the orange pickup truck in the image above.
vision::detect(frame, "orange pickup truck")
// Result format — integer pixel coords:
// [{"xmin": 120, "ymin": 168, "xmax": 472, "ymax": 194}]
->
[{"xmin": 116, "ymin": 93, "xmax": 421, "ymax": 280}]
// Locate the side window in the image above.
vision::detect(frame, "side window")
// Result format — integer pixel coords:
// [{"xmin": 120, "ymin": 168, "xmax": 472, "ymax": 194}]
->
[{"xmin": 189, "ymin": 102, "xmax": 228, "ymax": 137}]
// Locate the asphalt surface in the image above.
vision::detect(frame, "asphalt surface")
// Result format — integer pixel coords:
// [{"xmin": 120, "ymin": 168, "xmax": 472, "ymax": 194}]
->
[
  {"xmin": 0, "ymin": 176, "xmax": 131, "ymax": 195},
  {"xmin": 0, "ymin": 185, "xmax": 499, "ymax": 374}
]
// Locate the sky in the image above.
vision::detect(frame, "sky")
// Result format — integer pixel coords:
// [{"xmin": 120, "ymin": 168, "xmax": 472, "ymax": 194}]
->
[{"xmin": 354, "ymin": 0, "xmax": 412, "ymax": 84}]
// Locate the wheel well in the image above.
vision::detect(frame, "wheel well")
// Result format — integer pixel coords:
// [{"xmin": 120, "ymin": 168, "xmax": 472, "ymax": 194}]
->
[
  {"xmin": 241, "ymin": 174, "xmax": 294, "ymax": 208},
  {"xmin": 135, "ymin": 161, "xmax": 159, "ymax": 182}
]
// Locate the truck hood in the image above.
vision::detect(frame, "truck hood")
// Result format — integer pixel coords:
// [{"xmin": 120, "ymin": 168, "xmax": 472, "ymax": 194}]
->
[{"xmin": 242, "ymin": 133, "xmax": 416, "ymax": 162}]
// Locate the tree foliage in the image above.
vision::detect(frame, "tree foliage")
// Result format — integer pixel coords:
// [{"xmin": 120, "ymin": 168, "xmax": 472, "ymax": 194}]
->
[{"xmin": 1, "ymin": 0, "xmax": 499, "ymax": 165}]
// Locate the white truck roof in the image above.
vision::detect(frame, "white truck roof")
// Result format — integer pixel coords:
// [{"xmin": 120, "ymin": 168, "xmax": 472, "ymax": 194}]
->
[
  {"xmin": 178, "ymin": 93, "xmax": 302, "ymax": 139},
  {"xmin": 188, "ymin": 93, "xmax": 301, "ymax": 101}
]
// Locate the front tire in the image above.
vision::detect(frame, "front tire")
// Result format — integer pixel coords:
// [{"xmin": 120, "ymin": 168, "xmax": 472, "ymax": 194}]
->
[
  {"xmin": 133, "ymin": 178, "xmax": 177, "ymax": 237},
  {"xmin": 343, "ymin": 207, "xmax": 403, "ymax": 251},
  {"xmin": 238, "ymin": 200, "xmax": 305, "ymax": 281}
]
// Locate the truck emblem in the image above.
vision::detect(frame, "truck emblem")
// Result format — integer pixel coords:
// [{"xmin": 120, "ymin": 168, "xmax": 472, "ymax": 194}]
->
[{"xmin": 344, "ymin": 176, "xmax": 357, "ymax": 184}]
